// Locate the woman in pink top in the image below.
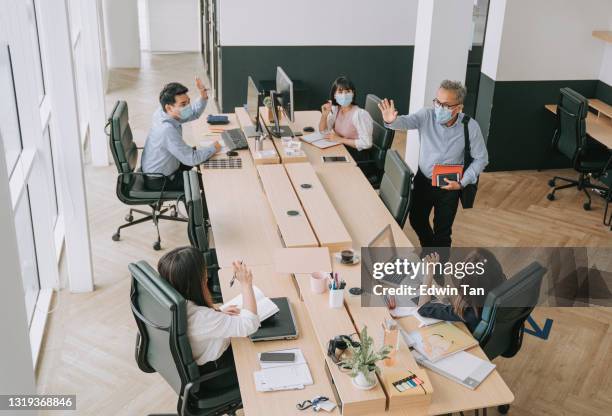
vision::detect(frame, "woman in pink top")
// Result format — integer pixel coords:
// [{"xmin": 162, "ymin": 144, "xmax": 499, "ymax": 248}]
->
[{"xmin": 319, "ymin": 76, "xmax": 374, "ymax": 161}]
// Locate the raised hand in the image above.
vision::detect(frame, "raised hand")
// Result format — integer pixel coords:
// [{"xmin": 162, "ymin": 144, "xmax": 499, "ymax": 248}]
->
[
  {"xmin": 378, "ymin": 98, "xmax": 398, "ymax": 124},
  {"xmin": 321, "ymin": 100, "xmax": 332, "ymax": 115},
  {"xmin": 195, "ymin": 76, "xmax": 208, "ymax": 99}
]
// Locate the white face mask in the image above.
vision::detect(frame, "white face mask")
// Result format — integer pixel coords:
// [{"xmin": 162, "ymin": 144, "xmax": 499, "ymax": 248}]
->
[{"xmin": 335, "ymin": 92, "xmax": 354, "ymax": 107}]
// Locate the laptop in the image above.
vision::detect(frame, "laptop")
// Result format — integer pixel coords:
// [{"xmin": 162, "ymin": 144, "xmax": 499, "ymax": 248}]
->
[{"xmin": 249, "ymin": 297, "xmax": 299, "ymax": 342}]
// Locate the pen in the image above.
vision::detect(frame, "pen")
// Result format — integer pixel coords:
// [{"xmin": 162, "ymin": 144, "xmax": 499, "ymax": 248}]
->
[{"xmin": 230, "ymin": 260, "xmax": 243, "ymax": 287}]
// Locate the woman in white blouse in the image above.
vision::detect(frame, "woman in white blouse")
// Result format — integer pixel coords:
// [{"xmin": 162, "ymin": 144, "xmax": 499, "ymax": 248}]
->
[
  {"xmin": 157, "ymin": 246, "xmax": 259, "ymax": 388},
  {"xmin": 318, "ymin": 76, "xmax": 374, "ymax": 161}
]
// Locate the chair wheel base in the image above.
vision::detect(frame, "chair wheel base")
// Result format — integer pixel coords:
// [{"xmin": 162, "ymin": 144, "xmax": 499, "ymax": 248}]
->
[
  {"xmin": 153, "ymin": 241, "xmax": 161, "ymax": 251},
  {"xmin": 547, "ymin": 193, "xmax": 555, "ymax": 201},
  {"xmin": 112, "ymin": 232, "xmax": 120, "ymax": 242},
  {"xmin": 498, "ymin": 404, "xmax": 510, "ymax": 414},
  {"xmin": 583, "ymin": 202, "xmax": 591, "ymax": 211},
  {"xmin": 125, "ymin": 214, "xmax": 134, "ymax": 222},
  {"xmin": 548, "ymin": 179, "xmax": 555, "ymax": 187}
]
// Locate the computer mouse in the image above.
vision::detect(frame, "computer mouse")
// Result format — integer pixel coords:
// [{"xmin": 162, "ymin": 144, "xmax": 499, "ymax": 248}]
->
[
  {"xmin": 303, "ymin": 126, "xmax": 315, "ymax": 133},
  {"xmin": 226, "ymin": 150, "xmax": 238, "ymax": 157}
]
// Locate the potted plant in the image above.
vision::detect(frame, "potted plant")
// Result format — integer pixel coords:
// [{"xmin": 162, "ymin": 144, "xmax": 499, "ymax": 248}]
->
[{"xmin": 340, "ymin": 326, "xmax": 392, "ymax": 390}]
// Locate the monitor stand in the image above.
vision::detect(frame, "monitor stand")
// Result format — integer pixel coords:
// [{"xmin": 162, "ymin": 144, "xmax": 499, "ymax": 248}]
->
[{"xmin": 269, "ymin": 125, "xmax": 293, "ymax": 138}]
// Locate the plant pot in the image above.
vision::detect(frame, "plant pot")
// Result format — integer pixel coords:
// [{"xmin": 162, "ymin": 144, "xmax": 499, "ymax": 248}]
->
[{"xmin": 352, "ymin": 369, "xmax": 378, "ymax": 390}]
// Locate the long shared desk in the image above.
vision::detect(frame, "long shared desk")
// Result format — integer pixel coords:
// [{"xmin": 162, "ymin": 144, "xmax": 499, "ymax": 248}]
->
[{"xmin": 185, "ymin": 110, "xmax": 514, "ymax": 415}]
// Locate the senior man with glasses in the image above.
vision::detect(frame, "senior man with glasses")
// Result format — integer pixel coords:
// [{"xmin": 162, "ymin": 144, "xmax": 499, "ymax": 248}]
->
[{"xmin": 378, "ymin": 80, "xmax": 488, "ymax": 249}]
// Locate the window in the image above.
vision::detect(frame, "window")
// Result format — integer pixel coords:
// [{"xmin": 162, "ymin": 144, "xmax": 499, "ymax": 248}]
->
[
  {"xmin": 26, "ymin": 0, "xmax": 46, "ymax": 104},
  {"xmin": 42, "ymin": 126, "xmax": 59, "ymax": 224},
  {"xmin": 15, "ymin": 187, "xmax": 41, "ymax": 325},
  {"xmin": 0, "ymin": 44, "xmax": 23, "ymax": 177}
]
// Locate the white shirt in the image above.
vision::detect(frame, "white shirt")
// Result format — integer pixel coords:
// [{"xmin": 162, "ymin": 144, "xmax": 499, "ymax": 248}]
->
[
  {"xmin": 186, "ymin": 300, "xmax": 260, "ymax": 365},
  {"xmin": 323, "ymin": 106, "xmax": 374, "ymax": 151}
]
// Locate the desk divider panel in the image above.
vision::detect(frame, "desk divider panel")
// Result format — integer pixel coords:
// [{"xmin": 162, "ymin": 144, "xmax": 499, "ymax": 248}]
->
[
  {"xmin": 285, "ymin": 163, "xmax": 353, "ymax": 253},
  {"xmin": 234, "ymin": 107, "xmax": 280, "ymax": 164},
  {"xmin": 257, "ymin": 164, "xmax": 319, "ymax": 248}
]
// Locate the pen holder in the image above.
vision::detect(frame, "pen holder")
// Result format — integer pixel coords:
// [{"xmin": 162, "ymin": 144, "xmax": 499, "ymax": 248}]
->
[
  {"xmin": 328, "ymin": 288, "xmax": 344, "ymax": 309},
  {"xmin": 310, "ymin": 272, "xmax": 330, "ymax": 294}
]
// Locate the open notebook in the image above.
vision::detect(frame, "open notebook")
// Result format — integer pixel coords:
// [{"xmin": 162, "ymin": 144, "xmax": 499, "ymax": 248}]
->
[
  {"xmin": 220, "ymin": 286, "xmax": 279, "ymax": 322},
  {"xmin": 254, "ymin": 348, "xmax": 313, "ymax": 392},
  {"xmin": 301, "ymin": 132, "xmax": 340, "ymax": 149},
  {"xmin": 403, "ymin": 321, "xmax": 478, "ymax": 362}
]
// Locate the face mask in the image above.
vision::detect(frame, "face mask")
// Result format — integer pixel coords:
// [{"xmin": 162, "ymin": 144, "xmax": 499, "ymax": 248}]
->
[
  {"xmin": 179, "ymin": 105, "xmax": 193, "ymax": 121},
  {"xmin": 335, "ymin": 92, "xmax": 353, "ymax": 107},
  {"xmin": 434, "ymin": 105, "xmax": 453, "ymax": 124}
]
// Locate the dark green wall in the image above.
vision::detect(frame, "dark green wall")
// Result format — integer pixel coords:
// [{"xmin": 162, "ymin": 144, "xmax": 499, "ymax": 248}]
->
[
  {"xmin": 475, "ymin": 74, "xmax": 601, "ymax": 171},
  {"xmin": 596, "ymin": 80, "xmax": 612, "ymax": 104},
  {"xmin": 219, "ymin": 46, "xmax": 414, "ymax": 114}
]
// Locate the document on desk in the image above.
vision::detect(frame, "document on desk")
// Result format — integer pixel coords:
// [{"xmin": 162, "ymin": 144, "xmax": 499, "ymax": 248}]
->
[
  {"xmin": 389, "ymin": 306, "xmax": 442, "ymax": 327},
  {"xmin": 411, "ymin": 349, "xmax": 495, "ymax": 390},
  {"xmin": 254, "ymin": 363, "xmax": 313, "ymax": 392},
  {"xmin": 220, "ymin": 286, "xmax": 279, "ymax": 322},
  {"xmin": 301, "ymin": 132, "xmax": 341, "ymax": 149}
]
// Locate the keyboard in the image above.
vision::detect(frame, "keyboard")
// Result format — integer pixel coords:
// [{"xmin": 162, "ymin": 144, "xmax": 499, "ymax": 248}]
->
[{"xmin": 221, "ymin": 129, "xmax": 248, "ymax": 150}]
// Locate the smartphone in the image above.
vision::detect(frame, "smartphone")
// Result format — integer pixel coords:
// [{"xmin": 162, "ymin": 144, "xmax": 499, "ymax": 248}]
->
[
  {"xmin": 436, "ymin": 173, "xmax": 460, "ymax": 187},
  {"xmin": 322, "ymin": 156, "xmax": 348, "ymax": 163},
  {"xmin": 293, "ymin": 131, "xmax": 304, "ymax": 137},
  {"xmin": 260, "ymin": 352, "xmax": 296, "ymax": 363}
]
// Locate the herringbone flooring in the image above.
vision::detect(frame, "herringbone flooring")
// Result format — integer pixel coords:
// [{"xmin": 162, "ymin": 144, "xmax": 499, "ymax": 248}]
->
[{"xmin": 35, "ymin": 52, "xmax": 611, "ymax": 416}]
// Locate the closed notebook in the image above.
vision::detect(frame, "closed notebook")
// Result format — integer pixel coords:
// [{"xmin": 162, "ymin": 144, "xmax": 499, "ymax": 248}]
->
[
  {"xmin": 412, "ymin": 350, "xmax": 495, "ymax": 390},
  {"xmin": 409, "ymin": 321, "xmax": 478, "ymax": 362},
  {"xmin": 220, "ymin": 286, "xmax": 279, "ymax": 322},
  {"xmin": 432, "ymin": 164, "xmax": 463, "ymax": 187}
]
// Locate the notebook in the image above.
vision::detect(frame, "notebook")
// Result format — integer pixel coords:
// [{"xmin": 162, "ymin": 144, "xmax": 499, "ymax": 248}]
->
[
  {"xmin": 411, "ymin": 349, "xmax": 496, "ymax": 390},
  {"xmin": 432, "ymin": 164, "xmax": 463, "ymax": 187},
  {"xmin": 407, "ymin": 321, "xmax": 479, "ymax": 362},
  {"xmin": 301, "ymin": 132, "xmax": 341, "ymax": 149},
  {"xmin": 220, "ymin": 286, "xmax": 279, "ymax": 322}
]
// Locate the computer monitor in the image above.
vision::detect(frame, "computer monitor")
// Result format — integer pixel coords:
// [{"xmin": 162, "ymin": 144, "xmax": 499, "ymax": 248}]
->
[
  {"xmin": 243, "ymin": 76, "xmax": 263, "ymax": 138},
  {"xmin": 276, "ymin": 66, "xmax": 294, "ymax": 122}
]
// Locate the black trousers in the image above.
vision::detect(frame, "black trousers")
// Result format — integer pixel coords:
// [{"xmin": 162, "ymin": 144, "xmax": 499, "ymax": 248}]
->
[
  {"xmin": 197, "ymin": 346, "xmax": 239, "ymax": 390},
  {"xmin": 144, "ymin": 163, "xmax": 192, "ymax": 192},
  {"xmin": 409, "ymin": 170, "xmax": 460, "ymax": 248}
]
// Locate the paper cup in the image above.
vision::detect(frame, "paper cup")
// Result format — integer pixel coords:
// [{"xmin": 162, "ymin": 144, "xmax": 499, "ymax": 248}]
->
[{"xmin": 310, "ymin": 272, "xmax": 330, "ymax": 294}]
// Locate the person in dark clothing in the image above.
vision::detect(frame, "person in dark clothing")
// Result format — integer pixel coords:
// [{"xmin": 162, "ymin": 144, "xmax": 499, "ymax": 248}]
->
[{"xmin": 417, "ymin": 249, "xmax": 506, "ymax": 333}]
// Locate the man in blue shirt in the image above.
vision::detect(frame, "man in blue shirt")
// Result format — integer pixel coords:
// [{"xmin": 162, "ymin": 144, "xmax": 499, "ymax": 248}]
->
[
  {"xmin": 141, "ymin": 78, "xmax": 220, "ymax": 191},
  {"xmin": 379, "ymin": 80, "xmax": 488, "ymax": 248}
]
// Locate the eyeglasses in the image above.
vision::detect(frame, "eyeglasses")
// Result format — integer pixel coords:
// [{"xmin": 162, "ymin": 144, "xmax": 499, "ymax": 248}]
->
[{"xmin": 433, "ymin": 98, "xmax": 461, "ymax": 110}]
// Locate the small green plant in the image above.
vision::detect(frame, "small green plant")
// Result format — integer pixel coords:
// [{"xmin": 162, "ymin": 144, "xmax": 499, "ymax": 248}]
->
[
  {"xmin": 262, "ymin": 96, "xmax": 273, "ymax": 108},
  {"xmin": 340, "ymin": 326, "xmax": 392, "ymax": 383}
]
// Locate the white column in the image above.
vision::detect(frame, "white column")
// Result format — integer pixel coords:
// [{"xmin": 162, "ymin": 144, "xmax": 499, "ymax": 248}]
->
[
  {"xmin": 0, "ymin": 139, "xmax": 36, "ymax": 411},
  {"xmin": 148, "ymin": 0, "xmax": 201, "ymax": 52},
  {"xmin": 102, "ymin": 0, "xmax": 141, "ymax": 68},
  {"xmin": 83, "ymin": 0, "xmax": 109, "ymax": 166},
  {"xmin": 38, "ymin": 0, "xmax": 94, "ymax": 293},
  {"xmin": 406, "ymin": 0, "xmax": 474, "ymax": 173}
]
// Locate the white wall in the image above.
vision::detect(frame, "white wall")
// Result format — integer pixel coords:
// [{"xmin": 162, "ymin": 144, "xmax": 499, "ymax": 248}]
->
[
  {"xmin": 102, "ymin": 0, "xmax": 141, "ymax": 68},
  {"xmin": 597, "ymin": 17, "xmax": 612, "ymax": 86},
  {"xmin": 483, "ymin": 0, "xmax": 612, "ymax": 81},
  {"xmin": 219, "ymin": 0, "xmax": 418, "ymax": 46},
  {"xmin": 148, "ymin": 0, "xmax": 200, "ymax": 52}
]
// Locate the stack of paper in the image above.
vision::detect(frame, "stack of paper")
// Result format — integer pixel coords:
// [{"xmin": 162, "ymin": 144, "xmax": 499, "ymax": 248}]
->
[
  {"xmin": 408, "ymin": 322, "xmax": 479, "ymax": 362},
  {"xmin": 301, "ymin": 132, "xmax": 340, "ymax": 149},
  {"xmin": 220, "ymin": 286, "xmax": 279, "ymax": 322},
  {"xmin": 254, "ymin": 349, "xmax": 313, "ymax": 392},
  {"xmin": 411, "ymin": 349, "xmax": 496, "ymax": 390}
]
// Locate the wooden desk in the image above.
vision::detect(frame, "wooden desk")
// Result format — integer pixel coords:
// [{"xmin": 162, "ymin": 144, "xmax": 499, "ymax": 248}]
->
[
  {"xmin": 195, "ymin": 110, "xmax": 514, "ymax": 416},
  {"xmin": 545, "ymin": 102, "xmax": 612, "ymax": 149},
  {"xmin": 257, "ymin": 164, "xmax": 319, "ymax": 248},
  {"xmin": 285, "ymin": 163, "xmax": 353, "ymax": 252},
  {"xmin": 218, "ymin": 266, "xmax": 340, "ymax": 416}
]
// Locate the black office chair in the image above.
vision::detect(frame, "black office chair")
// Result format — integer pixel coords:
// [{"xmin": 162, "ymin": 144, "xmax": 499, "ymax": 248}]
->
[
  {"xmin": 107, "ymin": 100, "xmax": 187, "ymax": 250},
  {"xmin": 600, "ymin": 159, "xmax": 612, "ymax": 230},
  {"xmin": 379, "ymin": 150, "xmax": 414, "ymax": 228},
  {"xmin": 130, "ymin": 260, "xmax": 242, "ymax": 416},
  {"xmin": 183, "ymin": 171, "xmax": 223, "ymax": 303},
  {"xmin": 356, "ymin": 94, "xmax": 396, "ymax": 188},
  {"xmin": 472, "ymin": 262, "xmax": 547, "ymax": 415},
  {"xmin": 547, "ymin": 88, "xmax": 608, "ymax": 210}
]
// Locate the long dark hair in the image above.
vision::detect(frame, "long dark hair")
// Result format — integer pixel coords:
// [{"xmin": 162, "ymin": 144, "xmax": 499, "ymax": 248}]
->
[
  {"xmin": 451, "ymin": 249, "xmax": 506, "ymax": 319},
  {"xmin": 329, "ymin": 76, "xmax": 357, "ymax": 107},
  {"xmin": 157, "ymin": 246, "xmax": 213, "ymax": 308}
]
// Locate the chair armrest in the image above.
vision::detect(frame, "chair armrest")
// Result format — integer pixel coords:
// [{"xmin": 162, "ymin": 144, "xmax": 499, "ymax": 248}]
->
[
  {"xmin": 118, "ymin": 171, "xmax": 168, "ymax": 179},
  {"xmin": 180, "ymin": 366, "xmax": 236, "ymax": 415},
  {"xmin": 355, "ymin": 159, "xmax": 377, "ymax": 167}
]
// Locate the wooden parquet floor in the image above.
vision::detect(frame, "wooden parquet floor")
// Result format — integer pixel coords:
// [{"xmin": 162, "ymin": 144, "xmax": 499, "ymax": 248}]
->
[{"xmin": 35, "ymin": 52, "xmax": 611, "ymax": 416}]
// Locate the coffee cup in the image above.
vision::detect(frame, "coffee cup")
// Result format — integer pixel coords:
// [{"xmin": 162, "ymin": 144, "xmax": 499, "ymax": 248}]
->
[
  {"xmin": 310, "ymin": 272, "xmax": 330, "ymax": 294},
  {"xmin": 341, "ymin": 249, "xmax": 355, "ymax": 264}
]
